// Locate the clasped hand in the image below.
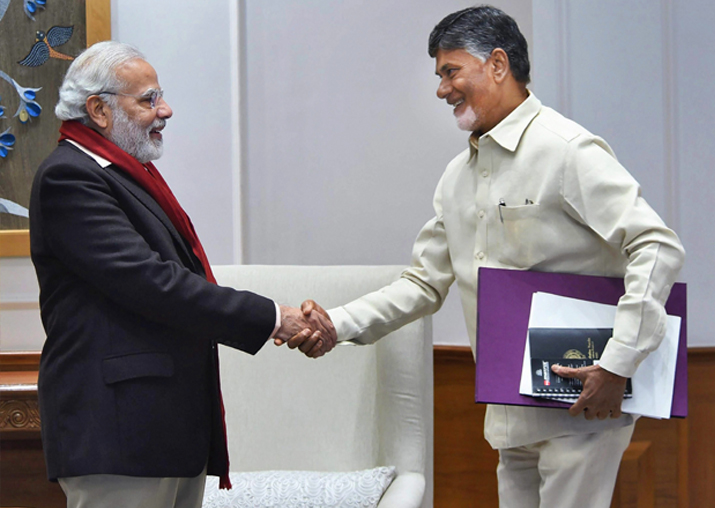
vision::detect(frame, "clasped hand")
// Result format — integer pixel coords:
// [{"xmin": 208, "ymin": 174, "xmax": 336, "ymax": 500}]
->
[{"xmin": 273, "ymin": 301, "xmax": 336, "ymax": 358}]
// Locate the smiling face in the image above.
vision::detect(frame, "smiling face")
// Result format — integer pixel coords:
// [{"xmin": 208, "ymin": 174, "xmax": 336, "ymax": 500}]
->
[
  {"xmin": 106, "ymin": 59, "xmax": 173, "ymax": 162},
  {"xmin": 435, "ymin": 48, "xmax": 500, "ymax": 136},
  {"xmin": 108, "ymin": 102, "xmax": 166, "ymax": 163}
]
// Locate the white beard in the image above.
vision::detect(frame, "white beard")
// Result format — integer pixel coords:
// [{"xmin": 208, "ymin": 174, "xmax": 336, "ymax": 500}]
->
[
  {"xmin": 109, "ymin": 107, "xmax": 165, "ymax": 163},
  {"xmin": 455, "ymin": 104, "xmax": 479, "ymax": 132}
]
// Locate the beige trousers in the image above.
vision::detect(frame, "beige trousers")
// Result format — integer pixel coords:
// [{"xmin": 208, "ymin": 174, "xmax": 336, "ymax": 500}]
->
[
  {"xmin": 497, "ymin": 423, "xmax": 635, "ymax": 508},
  {"xmin": 58, "ymin": 467, "xmax": 207, "ymax": 508}
]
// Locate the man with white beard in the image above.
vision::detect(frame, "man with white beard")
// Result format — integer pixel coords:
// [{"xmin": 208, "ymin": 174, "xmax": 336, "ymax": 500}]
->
[
  {"xmin": 29, "ymin": 41, "xmax": 335, "ymax": 508},
  {"xmin": 301, "ymin": 5, "xmax": 685, "ymax": 508}
]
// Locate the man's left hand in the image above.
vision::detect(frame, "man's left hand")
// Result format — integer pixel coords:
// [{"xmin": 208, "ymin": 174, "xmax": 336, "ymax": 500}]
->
[{"xmin": 551, "ymin": 364, "xmax": 628, "ymax": 420}]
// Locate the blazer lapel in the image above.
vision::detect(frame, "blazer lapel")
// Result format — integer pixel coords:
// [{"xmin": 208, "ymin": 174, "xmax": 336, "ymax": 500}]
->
[{"xmin": 103, "ymin": 165, "xmax": 203, "ymax": 274}]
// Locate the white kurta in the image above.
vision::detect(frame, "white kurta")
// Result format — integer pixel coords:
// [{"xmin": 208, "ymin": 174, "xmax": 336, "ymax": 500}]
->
[{"xmin": 329, "ymin": 92, "xmax": 685, "ymax": 449}]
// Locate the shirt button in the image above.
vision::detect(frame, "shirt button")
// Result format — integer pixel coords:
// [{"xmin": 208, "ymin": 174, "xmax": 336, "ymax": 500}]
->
[
  {"xmin": 478, "ymin": 210, "xmax": 486, "ymax": 219},
  {"xmin": 481, "ymin": 170, "xmax": 489, "ymax": 178},
  {"xmin": 476, "ymin": 251, "xmax": 486, "ymax": 260}
]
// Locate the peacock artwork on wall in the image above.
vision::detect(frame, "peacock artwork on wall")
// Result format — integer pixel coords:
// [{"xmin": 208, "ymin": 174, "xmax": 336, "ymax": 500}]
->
[{"xmin": 0, "ymin": 0, "xmax": 86, "ymax": 230}]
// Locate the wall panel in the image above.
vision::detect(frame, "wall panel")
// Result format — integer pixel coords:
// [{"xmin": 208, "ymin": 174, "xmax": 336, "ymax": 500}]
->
[{"xmin": 532, "ymin": 1, "xmax": 712, "ymax": 346}]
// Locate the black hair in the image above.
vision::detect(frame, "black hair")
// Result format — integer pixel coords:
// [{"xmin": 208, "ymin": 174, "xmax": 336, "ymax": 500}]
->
[{"xmin": 428, "ymin": 5, "xmax": 530, "ymax": 84}]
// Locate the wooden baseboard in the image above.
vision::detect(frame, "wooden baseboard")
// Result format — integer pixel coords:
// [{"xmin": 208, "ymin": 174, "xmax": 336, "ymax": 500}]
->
[
  {"xmin": 686, "ymin": 347, "xmax": 715, "ymax": 506},
  {"xmin": 433, "ymin": 346, "xmax": 715, "ymax": 508},
  {"xmin": 434, "ymin": 346, "xmax": 498, "ymax": 507},
  {"xmin": 0, "ymin": 351, "xmax": 41, "ymax": 372},
  {"xmin": 3, "ymin": 347, "xmax": 715, "ymax": 507},
  {"xmin": 612, "ymin": 440, "xmax": 655, "ymax": 508}
]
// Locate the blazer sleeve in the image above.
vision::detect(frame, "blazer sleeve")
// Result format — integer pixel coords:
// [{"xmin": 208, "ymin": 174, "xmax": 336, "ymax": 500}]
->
[{"xmin": 32, "ymin": 154, "xmax": 276, "ymax": 353}]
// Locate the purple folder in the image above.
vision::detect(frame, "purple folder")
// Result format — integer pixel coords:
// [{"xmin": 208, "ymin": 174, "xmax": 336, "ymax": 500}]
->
[{"xmin": 476, "ymin": 267, "xmax": 687, "ymax": 417}]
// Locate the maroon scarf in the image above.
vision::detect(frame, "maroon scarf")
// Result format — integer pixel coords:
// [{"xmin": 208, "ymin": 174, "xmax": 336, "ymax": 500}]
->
[{"xmin": 59, "ymin": 120, "xmax": 232, "ymax": 489}]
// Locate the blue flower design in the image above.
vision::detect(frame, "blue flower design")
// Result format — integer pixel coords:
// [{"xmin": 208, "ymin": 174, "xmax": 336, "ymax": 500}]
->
[
  {"xmin": 0, "ymin": 127, "xmax": 16, "ymax": 158},
  {"xmin": 0, "ymin": 70, "xmax": 42, "ymax": 123},
  {"xmin": 23, "ymin": 0, "xmax": 46, "ymax": 21},
  {"xmin": 16, "ymin": 86, "xmax": 42, "ymax": 123}
]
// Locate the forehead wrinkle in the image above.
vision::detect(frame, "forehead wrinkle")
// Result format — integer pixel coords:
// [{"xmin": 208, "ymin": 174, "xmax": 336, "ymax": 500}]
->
[{"xmin": 115, "ymin": 59, "xmax": 160, "ymax": 94}]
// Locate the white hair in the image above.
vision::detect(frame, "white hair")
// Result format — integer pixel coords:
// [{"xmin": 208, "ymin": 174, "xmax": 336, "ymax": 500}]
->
[{"xmin": 55, "ymin": 40, "xmax": 145, "ymax": 124}]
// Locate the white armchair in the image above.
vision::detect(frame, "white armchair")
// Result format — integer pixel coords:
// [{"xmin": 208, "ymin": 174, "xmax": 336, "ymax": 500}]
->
[{"xmin": 203, "ymin": 265, "xmax": 433, "ymax": 508}]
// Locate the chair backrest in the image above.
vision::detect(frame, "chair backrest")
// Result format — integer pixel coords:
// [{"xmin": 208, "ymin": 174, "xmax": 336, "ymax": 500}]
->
[{"xmin": 213, "ymin": 265, "xmax": 433, "ymax": 506}]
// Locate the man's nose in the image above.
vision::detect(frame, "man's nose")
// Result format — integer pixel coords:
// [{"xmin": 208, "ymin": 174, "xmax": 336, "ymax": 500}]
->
[
  {"xmin": 156, "ymin": 97, "xmax": 172, "ymax": 119},
  {"xmin": 436, "ymin": 79, "xmax": 451, "ymax": 100}
]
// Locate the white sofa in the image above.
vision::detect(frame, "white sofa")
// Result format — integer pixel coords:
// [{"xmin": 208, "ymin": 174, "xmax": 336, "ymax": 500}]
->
[{"xmin": 203, "ymin": 265, "xmax": 433, "ymax": 508}]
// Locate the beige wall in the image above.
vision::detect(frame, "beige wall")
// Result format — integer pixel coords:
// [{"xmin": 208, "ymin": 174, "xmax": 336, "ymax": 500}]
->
[{"xmin": 3, "ymin": 1, "xmax": 714, "ymax": 350}]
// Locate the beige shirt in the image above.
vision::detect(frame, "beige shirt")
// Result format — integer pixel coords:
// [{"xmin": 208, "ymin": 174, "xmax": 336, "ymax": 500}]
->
[{"xmin": 329, "ymin": 92, "xmax": 685, "ymax": 448}]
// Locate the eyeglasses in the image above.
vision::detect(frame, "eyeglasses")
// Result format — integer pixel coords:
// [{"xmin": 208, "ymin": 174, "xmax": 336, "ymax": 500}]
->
[{"xmin": 98, "ymin": 88, "xmax": 164, "ymax": 109}]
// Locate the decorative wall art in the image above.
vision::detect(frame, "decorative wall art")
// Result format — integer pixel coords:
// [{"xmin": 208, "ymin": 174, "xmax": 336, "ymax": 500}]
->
[{"xmin": 0, "ymin": 0, "xmax": 109, "ymax": 256}]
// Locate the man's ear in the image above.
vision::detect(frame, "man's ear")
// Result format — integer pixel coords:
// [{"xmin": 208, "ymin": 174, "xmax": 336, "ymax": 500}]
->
[
  {"xmin": 85, "ymin": 95, "xmax": 111, "ymax": 131},
  {"xmin": 490, "ymin": 48, "xmax": 510, "ymax": 83}
]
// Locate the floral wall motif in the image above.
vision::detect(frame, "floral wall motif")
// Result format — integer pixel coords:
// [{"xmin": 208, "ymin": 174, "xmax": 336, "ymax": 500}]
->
[{"xmin": 0, "ymin": 0, "xmax": 86, "ymax": 230}]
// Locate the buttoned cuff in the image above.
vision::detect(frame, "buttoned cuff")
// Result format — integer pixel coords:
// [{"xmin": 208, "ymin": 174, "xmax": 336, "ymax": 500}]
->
[
  {"xmin": 598, "ymin": 339, "xmax": 649, "ymax": 378},
  {"xmin": 327, "ymin": 307, "xmax": 360, "ymax": 343}
]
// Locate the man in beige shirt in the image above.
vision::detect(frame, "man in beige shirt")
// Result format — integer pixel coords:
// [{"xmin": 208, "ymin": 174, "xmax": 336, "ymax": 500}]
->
[{"xmin": 302, "ymin": 5, "xmax": 684, "ymax": 508}]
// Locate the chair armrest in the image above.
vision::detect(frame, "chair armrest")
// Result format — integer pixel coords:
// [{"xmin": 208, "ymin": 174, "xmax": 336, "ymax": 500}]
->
[{"xmin": 377, "ymin": 472, "xmax": 425, "ymax": 508}]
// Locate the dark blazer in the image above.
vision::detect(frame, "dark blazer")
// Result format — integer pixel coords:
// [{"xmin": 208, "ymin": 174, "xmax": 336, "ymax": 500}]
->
[{"xmin": 30, "ymin": 141, "xmax": 276, "ymax": 481}]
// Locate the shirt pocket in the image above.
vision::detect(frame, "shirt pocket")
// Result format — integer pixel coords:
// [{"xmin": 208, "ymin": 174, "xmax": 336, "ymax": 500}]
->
[
  {"xmin": 102, "ymin": 351, "xmax": 174, "ymax": 385},
  {"xmin": 496, "ymin": 203, "xmax": 548, "ymax": 268}
]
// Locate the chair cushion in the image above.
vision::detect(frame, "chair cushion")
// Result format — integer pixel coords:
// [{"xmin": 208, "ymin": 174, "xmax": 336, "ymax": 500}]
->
[{"xmin": 203, "ymin": 466, "xmax": 397, "ymax": 508}]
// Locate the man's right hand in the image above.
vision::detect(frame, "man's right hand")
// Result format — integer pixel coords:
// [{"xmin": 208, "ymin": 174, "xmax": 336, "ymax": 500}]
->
[
  {"xmin": 297, "ymin": 299, "xmax": 337, "ymax": 356},
  {"xmin": 274, "ymin": 304, "xmax": 336, "ymax": 358}
]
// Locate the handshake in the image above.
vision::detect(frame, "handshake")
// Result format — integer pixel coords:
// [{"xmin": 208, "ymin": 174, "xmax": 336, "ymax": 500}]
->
[{"xmin": 273, "ymin": 300, "xmax": 336, "ymax": 358}]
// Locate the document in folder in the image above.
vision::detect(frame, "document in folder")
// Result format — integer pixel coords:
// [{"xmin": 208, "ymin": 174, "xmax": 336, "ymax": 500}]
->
[
  {"xmin": 475, "ymin": 267, "xmax": 687, "ymax": 418},
  {"xmin": 520, "ymin": 293, "xmax": 679, "ymax": 418}
]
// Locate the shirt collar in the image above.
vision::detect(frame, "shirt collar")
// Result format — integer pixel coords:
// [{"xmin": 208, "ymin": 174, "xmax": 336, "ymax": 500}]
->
[
  {"xmin": 468, "ymin": 91, "xmax": 541, "ymax": 156},
  {"xmin": 66, "ymin": 138, "xmax": 113, "ymax": 168}
]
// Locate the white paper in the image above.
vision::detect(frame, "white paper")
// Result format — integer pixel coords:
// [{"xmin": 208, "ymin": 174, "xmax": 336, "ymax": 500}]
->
[{"xmin": 519, "ymin": 292, "xmax": 681, "ymax": 419}]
